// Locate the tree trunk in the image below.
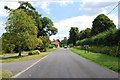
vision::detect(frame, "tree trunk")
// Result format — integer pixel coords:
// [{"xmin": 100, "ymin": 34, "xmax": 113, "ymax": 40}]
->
[{"xmin": 18, "ymin": 51, "xmax": 21, "ymax": 56}]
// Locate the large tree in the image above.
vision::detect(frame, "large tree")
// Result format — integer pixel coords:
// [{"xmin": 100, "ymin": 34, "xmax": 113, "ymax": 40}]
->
[
  {"xmin": 38, "ymin": 17, "xmax": 58, "ymax": 37},
  {"xmin": 3, "ymin": 9, "xmax": 38, "ymax": 56},
  {"xmin": 68, "ymin": 27, "xmax": 79, "ymax": 46},
  {"xmin": 4, "ymin": 1, "xmax": 58, "ymax": 37},
  {"xmin": 61, "ymin": 37, "xmax": 68, "ymax": 46},
  {"xmin": 91, "ymin": 14, "xmax": 116, "ymax": 36},
  {"xmin": 79, "ymin": 28, "xmax": 91, "ymax": 40}
]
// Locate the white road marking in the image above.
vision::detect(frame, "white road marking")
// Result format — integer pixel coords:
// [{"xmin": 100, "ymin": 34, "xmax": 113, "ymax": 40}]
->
[{"xmin": 12, "ymin": 54, "xmax": 49, "ymax": 78}]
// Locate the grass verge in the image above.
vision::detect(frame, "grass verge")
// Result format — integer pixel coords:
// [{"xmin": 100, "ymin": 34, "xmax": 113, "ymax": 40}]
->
[
  {"xmin": 0, "ymin": 53, "xmax": 18, "ymax": 57},
  {"xmin": 0, "ymin": 52, "xmax": 49, "ymax": 63},
  {"xmin": 70, "ymin": 47, "xmax": 120, "ymax": 73},
  {"xmin": 47, "ymin": 48, "xmax": 59, "ymax": 52},
  {"xmin": 0, "ymin": 70, "xmax": 13, "ymax": 79}
]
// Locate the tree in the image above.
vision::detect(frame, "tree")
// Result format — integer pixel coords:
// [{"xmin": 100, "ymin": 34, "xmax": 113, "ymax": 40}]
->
[
  {"xmin": 38, "ymin": 36, "xmax": 50, "ymax": 52},
  {"xmin": 61, "ymin": 37, "xmax": 68, "ymax": 46},
  {"xmin": 38, "ymin": 17, "xmax": 58, "ymax": 37},
  {"xmin": 68, "ymin": 27, "xmax": 79, "ymax": 46},
  {"xmin": 4, "ymin": 1, "xmax": 58, "ymax": 37},
  {"xmin": 2, "ymin": 33, "xmax": 15, "ymax": 53},
  {"xmin": 4, "ymin": 9, "xmax": 38, "ymax": 56},
  {"xmin": 91, "ymin": 14, "xmax": 116, "ymax": 36},
  {"xmin": 79, "ymin": 28, "xmax": 91, "ymax": 40}
]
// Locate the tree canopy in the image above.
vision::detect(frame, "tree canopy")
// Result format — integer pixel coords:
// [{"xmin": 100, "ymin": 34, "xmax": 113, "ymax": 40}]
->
[
  {"xmin": 79, "ymin": 28, "xmax": 91, "ymax": 40},
  {"xmin": 2, "ymin": 9, "xmax": 38, "ymax": 55},
  {"xmin": 61, "ymin": 37, "xmax": 68, "ymax": 46},
  {"xmin": 68, "ymin": 27, "xmax": 79, "ymax": 46},
  {"xmin": 4, "ymin": 1, "xmax": 58, "ymax": 37},
  {"xmin": 91, "ymin": 14, "xmax": 116, "ymax": 36}
]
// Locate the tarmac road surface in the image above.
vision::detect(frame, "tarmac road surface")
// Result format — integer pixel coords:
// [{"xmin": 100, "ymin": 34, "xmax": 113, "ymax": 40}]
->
[{"xmin": 14, "ymin": 48, "xmax": 118, "ymax": 78}]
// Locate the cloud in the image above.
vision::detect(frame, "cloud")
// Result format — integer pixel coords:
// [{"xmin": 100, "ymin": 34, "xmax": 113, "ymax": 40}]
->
[
  {"xmin": 0, "ymin": 2, "xmax": 19, "ymax": 17},
  {"xmin": 33, "ymin": 2, "xmax": 50, "ymax": 14},
  {"xmin": 55, "ymin": 0, "xmax": 74, "ymax": 6},
  {"xmin": 79, "ymin": 1, "xmax": 118, "ymax": 16},
  {"xmin": 51, "ymin": 14, "xmax": 118, "ymax": 40},
  {"xmin": 32, "ymin": 0, "xmax": 74, "ymax": 14}
]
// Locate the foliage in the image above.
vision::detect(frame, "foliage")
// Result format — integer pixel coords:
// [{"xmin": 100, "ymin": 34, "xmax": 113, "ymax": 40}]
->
[
  {"xmin": 28, "ymin": 50, "xmax": 40, "ymax": 55},
  {"xmin": 70, "ymin": 48, "xmax": 120, "ymax": 73},
  {"xmin": 37, "ymin": 36, "xmax": 50, "ymax": 52},
  {"xmin": 49, "ymin": 44, "xmax": 56, "ymax": 48},
  {"xmin": 68, "ymin": 27, "xmax": 79, "ymax": 46},
  {"xmin": 76, "ymin": 29, "xmax": 120, "ymax": 57},
  {"xmin": 2, "ymin": 33, "xmax": 15, "ymax": 53},
  {"xmin": 91, "ymin": 14, "xmax": 116, "ymax": 36},
  {"xmin": 61, "ymin": 37, "xmax": 68, "ymax": 47},
  {"xmin": 76, "ymin": 29, "xmax": 119, "ymax": 46},
  {"xmin": 79, "ymin": 28, "xmax": 91, "ymax": 40},
  {"xmin": 77, "ymin": 46, "xmax": 118, "ymax": 57},
  {"xmin": 2, "ymin": 9, "xmax": 38, "ymax": 56},
  {"xmin": 38, "ymin": 17, "xmax": 58, "ymax": 36},
  {"xmin": 4, "ymin": 2, "xmax": 58, "ymax": 54},
  {"xmin": 4, "ymin": 1, "xmax": 58, "ymax": 37}
]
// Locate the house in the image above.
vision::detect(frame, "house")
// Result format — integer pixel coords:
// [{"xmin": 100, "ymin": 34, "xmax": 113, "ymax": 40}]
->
[{"xmin": 51, "ymin": 40, "xmax": 60, "ymax": 48}]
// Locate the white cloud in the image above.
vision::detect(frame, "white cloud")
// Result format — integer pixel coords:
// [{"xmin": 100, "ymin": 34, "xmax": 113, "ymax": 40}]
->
[
  {"xmin": 32, "ymin": 0, "xmax": 74, "ymax": 14},
  {"xmin": 51, "ymin": 14, "xmax": 118, "ymax": 40},
  {"xmin": 79, "ymin": 1, "xmax": 118, "ymax": 16},
  {"xmin": 33, "ymin": 2, "xmax": 50, "ymax": 14},
  {"xmin": 0, "ymin": 2, "xmax": 19, "ymax": 17},
  {"xmin": 55, "ymin": 0, "xmax": 74, "ymax": 6}
]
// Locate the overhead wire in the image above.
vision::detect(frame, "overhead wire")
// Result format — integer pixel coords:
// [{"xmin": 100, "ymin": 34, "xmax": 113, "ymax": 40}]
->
[{"xmin": 107, "ymin": 1, "xmax": 120, "ymax": 15}]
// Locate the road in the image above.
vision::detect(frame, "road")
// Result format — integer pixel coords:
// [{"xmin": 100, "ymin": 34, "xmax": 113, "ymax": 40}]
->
[
  {"xmin": 15, "ymin": 48, "xmax": 118, "ymax": 78},
  {"xmin": 1, "ymin": 59, "xmax": 39, "ymax": 74}
]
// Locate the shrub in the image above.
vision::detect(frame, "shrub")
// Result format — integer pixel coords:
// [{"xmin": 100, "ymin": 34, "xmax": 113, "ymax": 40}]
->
[
  {"xmin": 49, "ymin": 44, "xmax": 56, "ymax": 48},
  {"xmin": 76, "ymin": 46, "xmax": 118, "ymax": 57},
  {"xmin": 76, "ymin": 29, "xmax": 119, "ymax": 46},
  {"xmin": 28, "ymin": 50, "xmax": 40, "ymax": 55}
]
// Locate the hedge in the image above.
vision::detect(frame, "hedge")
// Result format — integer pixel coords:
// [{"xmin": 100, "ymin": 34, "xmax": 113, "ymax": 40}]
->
[{"xmin": 76, "ymin": 29, "xmax": 120, "ymax": 46}]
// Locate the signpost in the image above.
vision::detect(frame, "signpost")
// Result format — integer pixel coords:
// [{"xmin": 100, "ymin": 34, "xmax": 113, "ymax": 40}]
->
[{"xmin": 83, "ymin": 45, "xmax": 89, "ymax": 53}]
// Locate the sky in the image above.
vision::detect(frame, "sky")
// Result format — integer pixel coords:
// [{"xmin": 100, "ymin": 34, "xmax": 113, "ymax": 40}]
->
[{"xmin": 0, "ymin": 0, "xmax": 119, "ymax": 41}]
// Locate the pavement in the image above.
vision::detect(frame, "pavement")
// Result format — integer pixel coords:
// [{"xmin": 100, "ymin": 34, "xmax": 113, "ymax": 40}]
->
[{"xmin": 9, "ymin": 48, "xmax": 119, "ymax": 78}]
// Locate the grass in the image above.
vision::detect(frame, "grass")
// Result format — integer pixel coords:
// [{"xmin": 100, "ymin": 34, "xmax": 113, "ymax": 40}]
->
[
  {"xmin": 0, "ymin": 70, "xmax": 14, "ymax": 79},
  {"xmin": 0, "ymin": 52, "xmax": 49, "ymax": 63},
  {"xmin": 0, "ymin": 48, "xmax": 59, "ymax": 63},
  {"xmin": 47, "ymin": 48, "xmax": 59, "ymax": 52},
  {"xmin": 70, "ymin": 47, "xmax": 120, "ymax": 73},
  {"xmin": 0, "ymin": 53, "xmax": 18, "ymax": 57}
]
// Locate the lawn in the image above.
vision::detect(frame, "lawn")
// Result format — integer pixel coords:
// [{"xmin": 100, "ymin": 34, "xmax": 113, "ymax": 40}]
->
[
  {"xmin": 47, "ymin": 48, "xmax": 59, "ymax": 52},
  {"xmin": 0, "ymin": 52, "xmax": 49, "ymax": 63},
  {"xmin": 0, "ymin": 53, "xmax": 18, "ymax": 57},
  {"xmin": 0, "ymin": 48, "xmax": 59, "ymax": 63},
  {"xmin": 0, "ymin": 70, "xmax": 13, "ymax": 79},
  {"xmin": 70, "ymin": 47, "xmax": 120, "ymax": 73}
]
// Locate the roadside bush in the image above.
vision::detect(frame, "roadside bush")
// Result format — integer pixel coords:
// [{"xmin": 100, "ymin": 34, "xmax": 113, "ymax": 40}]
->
[
  {"xmin": 76, "ymin": 46, "xmax": 118, "ymax": 57},
  {"xmin": 28, "ymin": 50, "xmax": 40, "ymax": 55},
  {"xmin": 76, "ymin": 29, "xmax": 119, "ymax": 46},
  {"xmin": 49, "ymin": 44, "xmax": 56, "ymax": 48}
]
